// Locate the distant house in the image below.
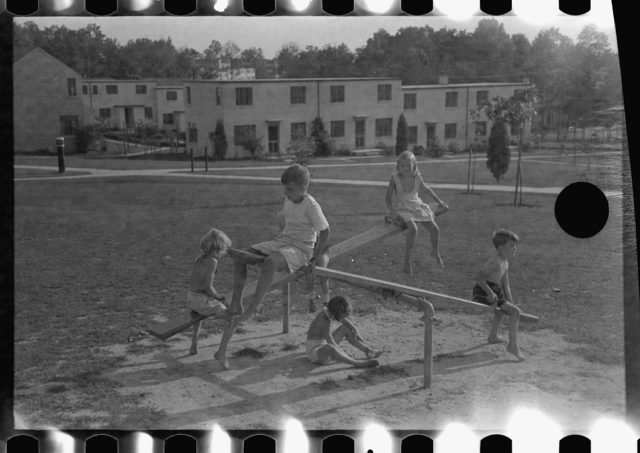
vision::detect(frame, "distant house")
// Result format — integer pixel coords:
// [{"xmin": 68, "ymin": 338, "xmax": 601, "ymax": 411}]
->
[{"xmin": 13, "ymin": 47, "xmax": 87, "ymax": 153}]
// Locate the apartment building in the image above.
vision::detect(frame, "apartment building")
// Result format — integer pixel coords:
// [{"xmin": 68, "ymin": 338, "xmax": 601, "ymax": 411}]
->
[
  {"xmin": 14, "ymin": 47, "xmax": 87, "ymax": 153},
  {"xmin": 81, "ymin": 78, "xmax": 186, "ymax": 132},
  {"xmin": 184, "ymin": 77, "xmax": 403, "ymax": 159},
  {"xmin": 402, "ymin": 76, "xmax": 533, "ymax": 151}
]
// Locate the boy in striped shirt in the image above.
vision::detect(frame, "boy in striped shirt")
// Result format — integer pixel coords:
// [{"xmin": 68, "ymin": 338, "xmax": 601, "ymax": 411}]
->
[{"xmin": 214, "ymin": 164, "xmax": 330, "ymax": 369}]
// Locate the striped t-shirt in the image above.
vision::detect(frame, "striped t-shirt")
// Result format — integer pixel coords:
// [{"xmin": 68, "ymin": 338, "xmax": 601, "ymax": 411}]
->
[{"xmin": 279, "ymin": 195, "xmax": 329, "ymax": 253}]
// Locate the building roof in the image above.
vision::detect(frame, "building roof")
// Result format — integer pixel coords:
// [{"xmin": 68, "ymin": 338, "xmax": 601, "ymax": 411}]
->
[
  {"xmin": 13, "ymin": 46, "xmax": 81, "ymax": 77},
  {"xmin": 83, "ymin": 78, "xmax": 158, "ymax": 83},
  {"xmin": 187, "ymin": 77, "xmax": 401, "ymax": 84},
  {"xmin": 402, "ymin": 82, "xmax": 533, "ymax": 90}
]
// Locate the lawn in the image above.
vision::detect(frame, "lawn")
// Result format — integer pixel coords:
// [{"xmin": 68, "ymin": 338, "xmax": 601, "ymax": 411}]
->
[{"xmin": 13, "ymin": 175, "xmax": 623, "ymax": 427}]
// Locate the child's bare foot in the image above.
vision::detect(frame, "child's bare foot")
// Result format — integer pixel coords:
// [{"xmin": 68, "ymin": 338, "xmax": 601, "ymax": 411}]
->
[
  {"xmin": 366, "ymin": 349, "xmax": 383, "ymax": 359},
  {"xmin": 404, "ymin": 262, "xmax": 412, "ymax": 274},
  {"xmin": 214, "ymin": 351, "xmax": 231, "ymax": 369},
  {"xmin": 190, "ymin": 344, "xmax": 198, "ymax": 355},
  {"xmin": 506, "ymin": 343, "xmax": 525, "ymax": 361},
  {"xmin": 431, "ymin": 251, "xmax": 444, "ymax": 268},
  {"xmin": 487, "ymin": 336, "xmax": 506, "ymax": 344}
]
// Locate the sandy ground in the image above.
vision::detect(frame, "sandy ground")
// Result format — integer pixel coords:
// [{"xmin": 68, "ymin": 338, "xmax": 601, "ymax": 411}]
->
[{"xmin": 100, "ymin": 293, "xmax": 624, "ymax": 431}]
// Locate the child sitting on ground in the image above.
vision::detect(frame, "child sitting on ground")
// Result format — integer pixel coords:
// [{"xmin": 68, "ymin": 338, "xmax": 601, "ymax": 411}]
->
[
  {"xmin": 306, "ymin": 295, "xmax": 382, "ymax": 368},
  {"xmin": 187, "ymin": 228, "xmax": 231, "ymax": 355},
  {"xmin": 385, "ymin": 150, "xmax": 448, "ymax": 274},
  {"xmin": 214, "ymin": 164, "xmax": 331, "ymax": 369},
  {"xmin": 472, "ymin": 229, "xmax": 525, "ymax": 361}
]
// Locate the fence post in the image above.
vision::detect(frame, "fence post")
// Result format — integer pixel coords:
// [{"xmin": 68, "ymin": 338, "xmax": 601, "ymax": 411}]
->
[
  {"xmin": 190, "ymin": 148, "xmax": 194, "ymax": 172},
  {"xmin": 282, "ymin": 282, "xmax": 290, "ymax": 334},
  {"xmin": 55, "ymin": 137, "xmax": 65, "ymax": 173},
  {"xmin": 423, "ymin": 300, "xmax": 435, "ymax": 388},
  {"xmin": 204, "ymin": 146, "xmax": 208, "ymax": 171}
]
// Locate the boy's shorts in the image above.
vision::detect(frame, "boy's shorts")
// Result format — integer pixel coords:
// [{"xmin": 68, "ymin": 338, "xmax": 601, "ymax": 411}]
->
[
  {"xmin": 250, "ymin": 239, "xmax": 312, "ymax": 273},
  {"xmin": 187, "ymin": 291, "xmax": 226, "ymax": 315},
  {"xmin": 305, "ymin": 338, "xmax": 331, "ymax": 364},
  {"xmin": 472, "ymin": 281, "xmax": 506, "ymax": 308}
]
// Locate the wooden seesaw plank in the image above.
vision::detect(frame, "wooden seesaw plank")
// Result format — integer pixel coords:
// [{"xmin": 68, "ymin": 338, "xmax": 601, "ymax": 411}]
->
[
  {"xmin": 314, "ymin": 267, "xmax": 539, "ymax": 323},
  {"xmin": 147, "ymin": 221, "xmax": 405, "ymax": 340}
]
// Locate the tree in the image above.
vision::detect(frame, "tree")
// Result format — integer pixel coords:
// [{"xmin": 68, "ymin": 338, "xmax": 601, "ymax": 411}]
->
[
  {"xmin": 395, "ymin": 114, "xmax": 408, "ymax": 155},
  {"xmin": 211, "ymin": 120, "xmax": 227, "ymax": 160},
  {"xmin": 486, "ymin": 118, "xmax": 510, "ymax": 183},
  {"xmin": 309, "ymin": 117, "xmax": 334, "ymax": 156}
]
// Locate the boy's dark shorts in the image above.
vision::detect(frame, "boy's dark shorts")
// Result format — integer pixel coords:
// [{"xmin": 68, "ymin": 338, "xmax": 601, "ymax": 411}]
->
[{"xmin": 472, "ymin": 281, "xmax": 506, "ymax": 308}]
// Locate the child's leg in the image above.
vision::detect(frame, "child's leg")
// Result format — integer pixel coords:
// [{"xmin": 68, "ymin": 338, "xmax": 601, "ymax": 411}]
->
[
  {"xmin": 214, "ymin": 317, "xmax": 238, "ymax": 369},
  {"xmin": 228, "ymin": 254, "xmax": 250, "ymax": 316},
  {"xmin": 190, "ymin": 320, "xmax": 202, "ymax": 355},
  {"xmin": 307, "ymin": 253, "xmax": 330, "ymax": 312},
  {"xmin": 499, "ymin": 302, "xmax": 525, "ymax": 361},
  {"xmin": 421, "ymin": 221, "xmax": 444, "ymax": 268},
  {"xmin": 332, "ymin": 324, "xmax": 381, "ymax": 358},
  {"xmin": 488, "ymin": 311, "xmax": 504, "ymax": 343},
  {"xmin": 404, "ymin": 220, "xmax": 418, "ymax": 274},
  {"xmin": 238, "ymin": 252, "xmax": 289, "ymax": 322},
  {"xmin": 317, "ymin": 344, "xmax": 379, "ymax": 368}
]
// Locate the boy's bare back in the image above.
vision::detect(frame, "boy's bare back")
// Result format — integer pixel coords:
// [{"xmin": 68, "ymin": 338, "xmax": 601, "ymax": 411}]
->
[
  {"xmin": 477, "ymin": 254, "xmax": 508, "ymax": 284},
  {"xmin": 307, "ymin": 309, "xmax": 331, "ymax": 341},
  {"xmin": 189, "ymin": 257, "xmax": 218, "ymax": 294}
]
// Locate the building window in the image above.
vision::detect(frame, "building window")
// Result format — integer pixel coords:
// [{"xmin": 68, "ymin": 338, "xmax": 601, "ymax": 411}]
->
[
  {"xmin": 92, "ymin": 85, "xmax": 98, "ymax": 95},
  {"xmin": 377, "ymin": 84, "xmax": 392, "ymax": 101},
  {"xmin": 291, "ymin": 122, "xmax": 307, "ymax": 141},
  {"xmin": 82, "ymin": 85, "xmax": 88, "ymax": 95},
  {"xmin": 330, "ymin": 120, "xmax": 345, "ymax": 138},
  {"xmin": 216, "ymin": 87, "xmax": 222, "ymax": 106},
  {"xmin": 476, "ymin": 90, "xmax": 488, "ymax": 105},
  {"xmin": 59, "ymin": 115, "xmax": 79, "ymax": 136},
  {"xmin": 290, "ymin": 86, "xmax": 306, "ymax": 104},
  {"xmin": 145, "ymin": 107, "xmax": 153, "ymax": 119},
  {"xmin": 404, "ymin": 93, "xmax": 417, "ymax": 110},
  {"xmin": 445, "ymin": 123, "xmax": 457, "ymax": 139},
  {"xmin": 98, "ymin": 108, "xmax": 111, "ymax": 119},
  {"xmin": 106, "ymin": 85, "xmax": 118, "ymax": 95},
  {"xmin": 445, "ymin": 92, "xmax": 458, "ymax": 107},
  {"xmin": 186, "ymin": 86, "xmax": 191, "ymax": 104},
  {"xmin": 234, "ymin": 125, "xmax": 257, "ymax": 145},
  {"xmin": 166, "ymin": 91, "xmax": 178, "ymax": 101},
  {"xmin": 163, "ymin": 113, "xmax": 174, "ymax": 125},
  {"xmin": 235, "ymin": 87, "xmax": 253, "ymax": 106},
  {"xmin": 375, "ymin": 118, "xmax": 393, "ymax": 137},
  {"xmin": 135, "ymin": 84, "xmax": 147, "ymax": 94},
  {"xmin": 407, "ymin": 126, "xmax": 418, "ymax": 144},
  {"xmin": 475, "ymin": 121, "xmax": 487, "ymax": 137},
  {"xmin": 330, "ymin": 85, "xmax": 345, "ymax": 103},
  {"xmin": 188, "ymin": 122, "xmax": 198, "ymax": 143},
  {"xmin": 67, "ymin": 78, "xmax": 77, "ymax": 96}
]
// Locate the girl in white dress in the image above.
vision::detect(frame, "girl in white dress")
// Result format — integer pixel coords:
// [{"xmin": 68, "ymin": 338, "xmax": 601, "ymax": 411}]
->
[{"xmin": 385, "ymin": 151, "xmax": 448, "ymax": 274}]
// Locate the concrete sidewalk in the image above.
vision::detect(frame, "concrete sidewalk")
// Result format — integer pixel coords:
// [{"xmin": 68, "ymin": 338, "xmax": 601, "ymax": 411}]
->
[{"xmin": 14, "ymin": 164, "xmax": 623, "ymax": 198}]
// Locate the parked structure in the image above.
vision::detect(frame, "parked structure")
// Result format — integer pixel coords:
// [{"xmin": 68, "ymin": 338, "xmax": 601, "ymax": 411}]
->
[{"xmin": 14, "ymin": 47, "xmax": 87, "ymax": 153}]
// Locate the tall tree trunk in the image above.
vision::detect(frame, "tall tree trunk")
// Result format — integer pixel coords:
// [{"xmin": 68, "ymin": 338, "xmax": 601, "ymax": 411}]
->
[
  {"xmin": 466, "ymin": 146, "xmax": 472, "ymax": 194},
  {"xmin": 514, "ymin": 124, "xmax": 524, "ymax": 207}
]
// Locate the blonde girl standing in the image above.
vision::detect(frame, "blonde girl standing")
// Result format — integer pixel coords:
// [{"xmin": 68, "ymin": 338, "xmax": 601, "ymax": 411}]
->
[{"xmin": 385, "ymin": 151, "xmax": 448, "ymax": 274}]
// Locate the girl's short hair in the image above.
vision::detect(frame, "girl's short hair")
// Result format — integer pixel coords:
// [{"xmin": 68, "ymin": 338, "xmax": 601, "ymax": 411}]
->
[
  {"xmin": 280, "ymin": 164, "xmax": 310, "ymax": 187},
  {"xmin": 396, "ymin": 150, "xmax": 418, "ymax": 175},
  {"xmin": 326, "ymin": 295, "xmax": 351, "ymax": 320},
  {"xmin": 492, "ymin": 229, "xmax": 520, "ymax": 248},
  {"xmin": 196, "ymin": 228, "xmax": 232, "ymax": 263}
]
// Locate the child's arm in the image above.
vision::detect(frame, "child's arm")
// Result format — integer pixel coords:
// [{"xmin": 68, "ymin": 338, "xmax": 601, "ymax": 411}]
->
[
  {"xmin": 419, "ymin": 175, "xmax": 446, "ymax": 206},
  {"xmin": 205, "ymin": 258, "xmax": 225, "ymax": 301},
  {"xmin": 340, "ymin": 317, "xmax": 361, "ymax": 339},
  {"xmin": 475, "ymin": 260, "xmax": 499, "ymax": 304},
  {"xmin": 313, "ymin": 227, "xmax": 330, "ymax": 261},
  {"xmin": 501, "ymin": 266, "xmax": 514, "ymax": 303},
  {"xmin": 277, "ymin": 210, "xmax": 285, "ymax": 230},
  {"xmin": 385, "ymin": 176, "xmax": 402, "ymax": 222}
]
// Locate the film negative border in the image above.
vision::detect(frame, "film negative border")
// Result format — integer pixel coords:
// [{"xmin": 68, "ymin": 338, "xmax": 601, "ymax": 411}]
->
[{"xmin": 1, "ymin": 0, "xmax": 595, "ymax": 16}]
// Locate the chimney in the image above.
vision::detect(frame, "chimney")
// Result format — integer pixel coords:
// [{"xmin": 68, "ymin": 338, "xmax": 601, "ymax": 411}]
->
[{"xmin": 438, "ymin": 75, "xmax": 449, "ymax": 85}]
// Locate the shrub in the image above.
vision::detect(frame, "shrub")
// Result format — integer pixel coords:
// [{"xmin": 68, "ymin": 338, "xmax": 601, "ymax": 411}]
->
[
  {"xmin": 309, "ymin": 117, "xmax": 335, "ymax": 157},
  {"xmin": 237, "ymin": 134, "xmax": 265, "ymax": 160},
  {"xmin": 287, "ymin": 137, "xmax": 314, "ymax": 166},
  {"xmin": 334, "ymin": 145, "xmax": 352, "ymax": 156},
  {"xmin": 448, "ymin": 142, "xmax": 461, "ymax": 154},
  {"xmin": 412, "ymin": 145, "xmax": 426, "ymax": 157},
  {"xmin": 74, "ymin": 125, "xmax": 102, "ymax": 154},
  {"xmin": 487, "ymin": 118, "xmax": 511, "ymax": 182},
  {"xmin": 377, "ymin": 141, "xmax": 394, "ymax": 157},
  {"xmin": 211, "ymin": 120, "xmax": 228, "ymax": 160},
  {"xmin": 427, "ymin": 139, "xmax": 445, "ymax": 158},
  {"xmin": 522, "ymin": 142, "xmax": 532, "ymax": 153},
  {"xmin": 395, "ymin": 114, "xmax": 408, "ymax": 156}
]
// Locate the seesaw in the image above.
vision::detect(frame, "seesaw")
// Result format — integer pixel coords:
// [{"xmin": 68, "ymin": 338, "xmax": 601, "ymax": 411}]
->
[{"xmin": 147, "ymin": 219, "xmax": 406, "ymax": 340}]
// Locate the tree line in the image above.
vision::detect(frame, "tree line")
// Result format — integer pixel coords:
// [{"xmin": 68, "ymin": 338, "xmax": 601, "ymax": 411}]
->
[{"xmin": 15, "ymin": 19, "xmax": 622, "ymax": 128}]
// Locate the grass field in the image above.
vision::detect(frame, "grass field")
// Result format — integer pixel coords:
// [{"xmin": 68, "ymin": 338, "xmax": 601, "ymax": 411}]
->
[{"xmin": 14, "ymin": 171, "xmax": 623, "ymax": 427}]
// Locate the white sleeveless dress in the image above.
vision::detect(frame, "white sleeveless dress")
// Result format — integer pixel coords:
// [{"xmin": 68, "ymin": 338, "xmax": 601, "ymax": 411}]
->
[{"xmin": 392, "ymin": 172, "xmax": 434, "ymax": 223}]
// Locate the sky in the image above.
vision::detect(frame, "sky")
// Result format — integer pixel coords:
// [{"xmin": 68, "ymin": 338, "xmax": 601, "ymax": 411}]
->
[{"xmin": 15, "ymin": 8, "xmax": 618, "ymax": 58}]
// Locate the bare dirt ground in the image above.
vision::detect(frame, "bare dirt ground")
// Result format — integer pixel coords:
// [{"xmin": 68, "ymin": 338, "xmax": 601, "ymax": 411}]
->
[{"xmin": 97, "ymin": 291, "xmax": 624, "ymax": 431}]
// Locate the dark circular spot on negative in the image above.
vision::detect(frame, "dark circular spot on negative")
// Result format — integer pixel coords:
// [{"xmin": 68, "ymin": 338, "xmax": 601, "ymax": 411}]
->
[{"xmin": 554, "ymin": 182, "xmax": 609, "ymax": 238}]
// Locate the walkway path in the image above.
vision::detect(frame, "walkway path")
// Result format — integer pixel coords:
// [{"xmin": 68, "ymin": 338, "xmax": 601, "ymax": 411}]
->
[{"xmin": 14, "ymin": 164, "xmax": 623, "ymax": 198}]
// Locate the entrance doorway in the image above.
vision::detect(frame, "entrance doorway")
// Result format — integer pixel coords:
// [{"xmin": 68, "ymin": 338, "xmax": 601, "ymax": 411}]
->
[
  {"xmin": 355, "ymin": 119, "xmax": 365, "ymax": 149},
  {"xmin": 426, "ymin": 122, "xmax": 436, "ymax": 149},
  {"xmin": 268, "ymin": 124, "xmax": 280, "ymax": 154}
]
